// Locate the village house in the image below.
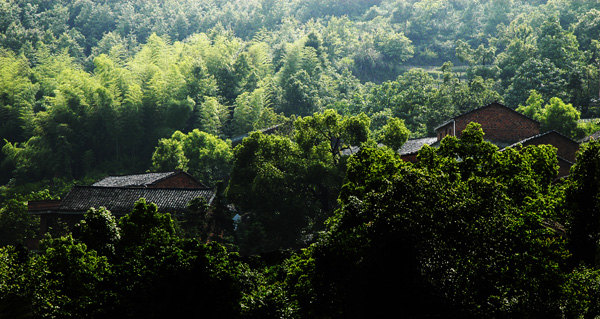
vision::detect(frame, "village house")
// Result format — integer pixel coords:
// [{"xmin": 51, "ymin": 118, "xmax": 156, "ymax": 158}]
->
[
  {"xmin": 433, "ymin": 102, "xmax": 541, "ymax": 147},
  {"xmin": 399, "ymin": 102, "xmax": 580, "ymax": 178},
  {"xmin": 28, "ymin": 171, "xmax": 216, "ymax": 246}
]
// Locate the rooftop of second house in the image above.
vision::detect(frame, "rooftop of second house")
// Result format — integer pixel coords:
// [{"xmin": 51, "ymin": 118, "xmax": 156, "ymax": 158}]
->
[
  {"xmin": 399, "ymin": 137, "xmax": 438, "ymax": 155},
  {"xmin": 92, "ymin": 171, "xmax": 187, "ymax": 188}
]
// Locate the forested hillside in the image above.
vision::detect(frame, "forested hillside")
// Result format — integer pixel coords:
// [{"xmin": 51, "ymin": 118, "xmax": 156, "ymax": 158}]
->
[
  {"xmin": 2, "ymin": 1, "xmax": 600, "ymax": 317},
  {"xmin": 1, "ymin": 0, "xmax": 599, "ymax": 185}
]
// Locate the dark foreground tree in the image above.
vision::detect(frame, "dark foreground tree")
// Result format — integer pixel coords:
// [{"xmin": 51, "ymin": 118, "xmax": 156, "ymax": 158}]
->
[
  {"xmin": 565, "ymin": 140, "xmax": 600, "ymax": 268},
  {"xmin": 110, "ymin": 198, "xmax": 243, "ymax": 319},
  {"xmin": 227, "ymin": 109, "xmax": 383, "ymax": 255},
  {"xmin": 283, "ymin": 123, "xmax": 572, "ymax": 319},
  {"xmin": 1, "ymin": 198, "xmax": 246, "ymax": 319},
  {"xmin": 72, "ymin": 206, "xmax": 120, "ymax": 257}
]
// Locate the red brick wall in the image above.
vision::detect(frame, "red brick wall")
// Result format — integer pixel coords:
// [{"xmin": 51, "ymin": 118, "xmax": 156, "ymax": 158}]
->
[
  {"xmin": 437, "ymin": 122, "xmax": 456, "ymax": 141},
  {"xmin": 557, "ymin": 158, "xmax": 573, "ymax": 178},
  {"xmin": 437, "ymin": 103, "xmax": 540, "ymax": 144},
  {"xmin": 401, "ymin": 153, "xmax": 418, "ymax": 163},
  {"xmin": 152, "ymin": 172, "xmax": 206, "ymax": 188},
  {"xmin": 458, "ymin": 104, "xmax": 540, "ymax": 143},
  {"xmin": 28, "ymin": 200, "xmax": 62, "ymax": 211}
]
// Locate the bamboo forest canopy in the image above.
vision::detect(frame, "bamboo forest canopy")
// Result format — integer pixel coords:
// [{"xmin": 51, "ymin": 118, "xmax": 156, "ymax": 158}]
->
[
  {"xmin": 4, "ymin": 2, "xmax": 600, "ymax": 317},
  {"xmin": 1, "ymin": 0, "xmax": 600, "ymax": 185}
]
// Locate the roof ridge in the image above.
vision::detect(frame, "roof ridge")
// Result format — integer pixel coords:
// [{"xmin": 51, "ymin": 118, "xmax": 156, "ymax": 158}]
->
[
  {"xmin": 91, "ymin": 171, "xmax": 184, "ymax": 187},
  {"xmin": 99, "ymin": 171, "xmax": 177, "ymax": 178},
  {"xmin": 502, "ymin": 130, "xmax": 578, "ymax": 150},
  {"xmin": 434, "ymin": 101, "xmax": 540, "ymax": 131},
  {"xmin": 75, "ymin": 185, "xmax": 215, "ymax": 190}
]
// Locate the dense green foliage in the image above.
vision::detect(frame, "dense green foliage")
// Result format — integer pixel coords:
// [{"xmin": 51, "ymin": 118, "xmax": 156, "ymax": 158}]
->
[
  {"xmin": 151, "ymin": 129, "xmax": 234, "ymax": 185},
  {"xmin": 1, "ymin": 0, "xmax": 599, "ymax": 185},
  {"xmin": 4, "ymin": 126, "xmax": 600, "ymax": 318},
  {"xmin": 1, "ymin": 199, "xmax": 245, "ymax": 318},
  {"xmin": 2, "ymin": 0, "xmax": 600, "ymax": 317},
  {"xmin": 226, "ymin": 109, "xmax": 376, "ymax": 254}
]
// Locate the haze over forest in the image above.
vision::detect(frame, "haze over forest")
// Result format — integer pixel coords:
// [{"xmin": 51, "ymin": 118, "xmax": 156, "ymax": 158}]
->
[
  {"xmin": 1, "ymin": 0, "xmax": 599, "ymax": 184},
  {"xmin": 2, "ymin": 0, "xmax": 600, "ymax": 318}
]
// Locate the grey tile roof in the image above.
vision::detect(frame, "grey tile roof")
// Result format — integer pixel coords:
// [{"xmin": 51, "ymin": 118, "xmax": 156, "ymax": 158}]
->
[
  {"xmin": 230, "ymin": 124, "xmax": 284, "ymax": 145},
  {"xmin": 91, "ymin": 172, "xmax": 180, "ymax": 187},
  {"xmin": 55, "ymin": 186, "xmax": 216, "ymax": 216},
  {"xmin": 339, "ymin": 138, "xmax": 438, "ymax": 157},
  {"xmin": 399, "ymin": 137, "xmax": 438, "ymax": 155},
  {"xmin": 502, "ymin": 130, "xmax": 575, "ymax": 150},
  {"xmin": 501, "ymin": 130, "xmax": 579, "ymax": 163},
  {"xmin": 340, "ymin": 145, "xmax": 362, "ymax": 156},
  {"xmin": 579, "ymin": 130, "xmax": 600, "ymax": 144}
]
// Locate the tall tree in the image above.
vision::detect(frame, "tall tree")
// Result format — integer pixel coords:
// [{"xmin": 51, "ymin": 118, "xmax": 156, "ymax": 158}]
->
[
  {"xmin": 294, "ymin": 109, "xmax": 371, "ymax": 165},
  {"xmin": 72, "ymin": 206, "xmax": 121, "ymax": 258},
  {"xmin": 374, "ymin": 117, "xmax": 410, "ymax": 151},
  {"xmin": 151, "ymin": 129, "xmax": 233, "ymax": 186}
]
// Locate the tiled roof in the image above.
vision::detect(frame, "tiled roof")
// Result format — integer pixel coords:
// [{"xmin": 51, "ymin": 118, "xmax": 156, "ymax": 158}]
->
[
  {"xmin": 340, "ymin": 145, "xmax": 361, "ymax": 156},
  {"xmin": 399, "ymin": 137, "xmax": 438, "ymax": 155},
  {"xmin": 579, "ymin": 130, "xmax": 600, "ymax": 144},
  {"xmin": 502, "ymin": 130, "xmax": 576, "ymax": 150},
  {"xmin": 557, "ymin": 155, "xmax": 575, "ymax": 166},
  {"xmin": 92, "ymin": 171, "xmax": 180, "ymax": 187},
  {"xmin": 230, "ymin": 124, "xmax": 284, "ymax": 145},
  {"xmin": 339, "ymin": 138, "xmax": 437, "ymax": 157},
  {"xmin": 55, "ymin": 186, "xmax": 216, "ymax": 216}
]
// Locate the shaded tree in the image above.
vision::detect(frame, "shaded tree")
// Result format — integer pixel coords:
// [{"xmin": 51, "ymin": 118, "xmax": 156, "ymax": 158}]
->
[
  {"xmin": 72, "ymin": 206, "xmax": 121, "ymax": 257},
  {"xmin": 285, "ymin": 123, "xmax": 570, "ymax": 318},
  {"xmin": 565, "ymin": 140, "xmax": 600, "ymax": 268}
]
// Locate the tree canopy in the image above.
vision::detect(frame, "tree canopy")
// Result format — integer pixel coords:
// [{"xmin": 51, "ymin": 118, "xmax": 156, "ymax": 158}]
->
[
  {"xmin": 2, "ymin": 119, "xmax": 600, "ymax": 318},
  {"xmin": 2, "ymin": 1, "xmax": 600, "ymax": 317},
  {"xmin": 1, "ymin": 0, "xmax": 599, "ymax": 185}
]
